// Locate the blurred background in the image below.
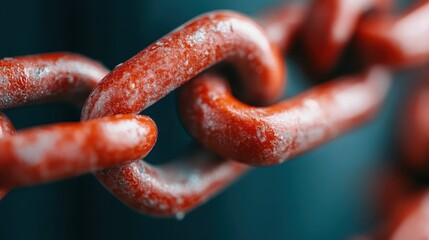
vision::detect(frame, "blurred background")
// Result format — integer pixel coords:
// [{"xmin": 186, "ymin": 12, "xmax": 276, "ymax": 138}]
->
[{"xmin": 0, "ymin": 0, "xmax": 418, "ymax": 239}]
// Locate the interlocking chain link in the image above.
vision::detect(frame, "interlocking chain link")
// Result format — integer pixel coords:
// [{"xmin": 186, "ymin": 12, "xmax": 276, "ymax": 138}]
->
[
  {"xmin": 374, "ymin": 72, "xmax": 429, "ymax": 239},
  {"xmin": 1, "ymin": 1, "xmax": 429, "ymax": 234}
]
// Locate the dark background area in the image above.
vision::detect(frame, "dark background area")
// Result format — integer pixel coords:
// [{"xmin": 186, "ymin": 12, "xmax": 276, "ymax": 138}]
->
[{"xmin": 0, "ymin": 0, "xmax": 415, "ymax": 239}]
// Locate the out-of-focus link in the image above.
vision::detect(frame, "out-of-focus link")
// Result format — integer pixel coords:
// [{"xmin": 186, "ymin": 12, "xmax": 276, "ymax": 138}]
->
[
  {"xmin": 357, "ymin": 1, "xmax": 429, "ymax": 68},
  {"xmin": 0, "ymin": 113, "xmax": 15, "ymax": 200},
  {"xmin": 300, "ymin": 0, "xmax": 392, "ymax": 75},
  {"xmin": 401, "ymin": 75, "xmax": 429, "ymax": 173}
]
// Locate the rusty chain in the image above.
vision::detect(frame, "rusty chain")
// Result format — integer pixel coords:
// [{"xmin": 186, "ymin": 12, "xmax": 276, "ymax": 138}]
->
[{"xmin": 1, "ymin": 0, "xmax": 429, "ymax": 236}]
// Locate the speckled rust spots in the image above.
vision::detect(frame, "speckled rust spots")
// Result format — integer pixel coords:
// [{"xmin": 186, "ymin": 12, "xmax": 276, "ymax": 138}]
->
[
  {"xmin": 95, "ymin": 150, "xmax": 248, "ymax": 217},
  {"xmin": 0, "ymin": 53, "xmax": 109, "ymax": 109},
  {"xmin": 0, "ymin": 113, "xmax": 15, "ymax": 137},
  {"xmin": 179, "ymin": 67, "xmax": 390, "ymax": 165},
  {"xmin": 0, "ymin": 115, "xmax": 157, "ymax": 188},
  {"xmin": 0, "ymin": 54, "xmax": 158, "ymax": 189},
  {"xmin": 81, "ymin": 11, "xmax": 285, "ymax": 120},
  {"xmin": 82, "ymin": 11, "xmax": 283, "ymax": 216}
]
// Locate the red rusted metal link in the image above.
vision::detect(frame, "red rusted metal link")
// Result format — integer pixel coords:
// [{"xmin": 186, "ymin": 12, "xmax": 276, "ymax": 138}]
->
[
  {"xmin": 0, "ymin": 113, "xmax": 14, "ymax": 200},
  {"xmin": 369, "ymin": 170, "xmax": 429, "ymax": 240},
  {"xmin": 370, "ymin": 71, "xmax": 429, "ymax": 239},
  {"xmin": 0, "ymin": 53, "xmax": 157, "ymax": 192},
  {"xmin": 81, "ymin": 11, "xmax": 283, "ymax": 216},
  {"xmin": 267, "ymin": 0, "xmax": 429, "ymax": 74},
  {"xmin": 0, "ymin": 113, "xmax": 14, "ymax": 137},
  {"xmin": 357, "ymin": 71, "xmax": 429, "ymax": 238},
  {"xmin": 82, "ymin": 11, "xmax": 285, "ymax": 119},
  {"xmin": 179, "ymin": 68, "xmax": 390, "ymax": 165},
  {"xmin": 377, "ymin": 191, "xmax": 429, "ymax": 239},
  {"xmin": 0, "ymin": 53, "xmax": 108, "ymax": 108},
  {"xmin": 0, "ymin": 115, "xmax": 157, "ymax": 188},
  {"xmin": 372, "ymin": 175, "xmax": 429, "ymax": 236},
  {"xmin": 300, "ymin": 0, "xmax": 392, "ymax": 74},
  {"xmin": 357, "ymin": 0, "xmax": 429, "ymax": 68},
  {"xmin": 401, "ymin": 75, "xmax": 429, "ymax": 173},
  {"xmin": 96, "ymin": 150, "xmax": 248, "ymax": 217}
]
